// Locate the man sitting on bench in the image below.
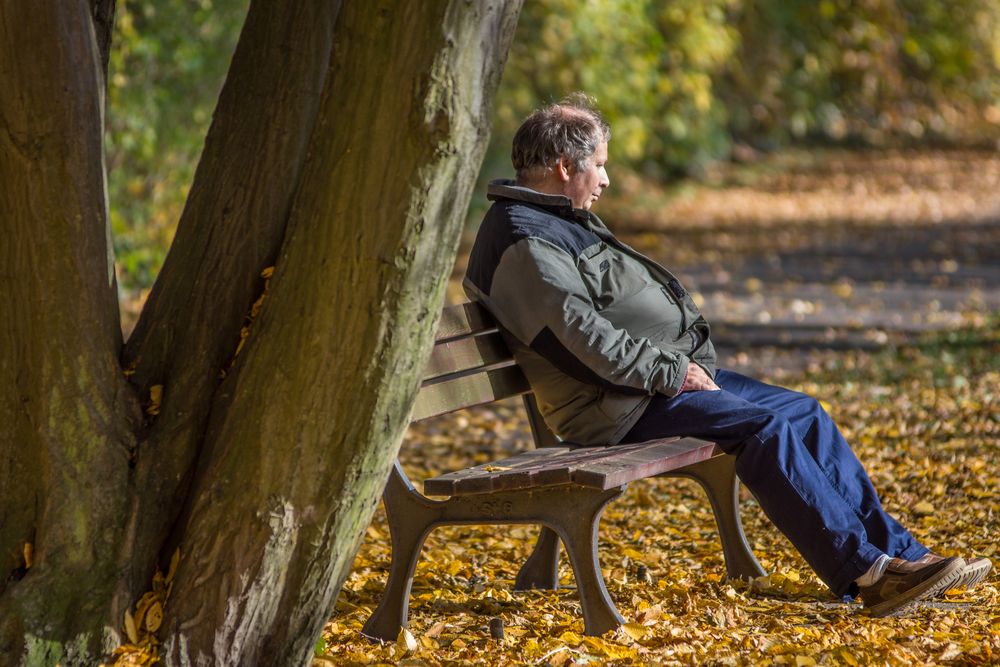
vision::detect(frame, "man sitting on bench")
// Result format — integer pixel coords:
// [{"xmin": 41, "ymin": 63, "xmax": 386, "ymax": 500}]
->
[{"xmin": 463, "ymin": 93, "xmax": 990, "ymax": 617}]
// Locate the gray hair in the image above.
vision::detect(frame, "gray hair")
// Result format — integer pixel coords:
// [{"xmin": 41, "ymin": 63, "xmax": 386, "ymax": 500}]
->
[{"xmin": 512, "ymin": 93, "xmax": 611, "ymax": 183}]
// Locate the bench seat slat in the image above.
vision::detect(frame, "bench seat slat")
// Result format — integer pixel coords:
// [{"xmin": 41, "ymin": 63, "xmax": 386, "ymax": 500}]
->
[
  {"xmin": 423, "ymin": 437, "xmax": 721, "ymax": 496},
  {"xmin": 426, "ymin": 443, "xmax": 675, "ymax": 495},
  {"xmin": 412, "ymin": 365, "xmax": 530, "ymax": 421},
  {"xmin": 571, "ymin": 439, "xmax": 719, "ymax": 489},
  {"xmin": 423, "ymin": 446, "xmax": 575, "ymax": 496}
]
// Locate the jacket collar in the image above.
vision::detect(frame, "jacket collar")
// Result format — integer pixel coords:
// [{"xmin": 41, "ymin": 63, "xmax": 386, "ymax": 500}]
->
[
  {"xmin": 487, "ymin": 179, "xmax": 616, "ymax": 235},
  {"xmin": 487, "ymin": 179, "xmax": 578, "ymax": 215}
]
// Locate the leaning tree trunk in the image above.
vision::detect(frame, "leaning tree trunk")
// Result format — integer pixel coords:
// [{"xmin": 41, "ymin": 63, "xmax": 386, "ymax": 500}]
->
[
  {"xmin": 0, "ymin": 0, "xmax": 521, "ymax": 665},
  {"xmin": 159, "ymin": 1, "xmax": 522, "ymax": 662},
  {"xmin": 117, "ymin": 0, "xmax": 340, "ymax": 613}
]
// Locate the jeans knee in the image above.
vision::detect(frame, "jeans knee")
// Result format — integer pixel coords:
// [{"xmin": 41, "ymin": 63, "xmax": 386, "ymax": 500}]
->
[
  {"xmin": 804, "ymin": 395, "xmax": 842, "ymax": 434},
  {"xmin": 805, "ymin": 395, "xmax": 826, "ymax": 416},
  {"xmin": 753, "ymin": 410, "xmax": 793, "ymax": 444}
]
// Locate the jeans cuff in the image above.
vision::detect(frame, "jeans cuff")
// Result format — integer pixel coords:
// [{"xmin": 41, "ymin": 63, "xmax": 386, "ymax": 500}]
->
[
  {"xmin": 897, "ymin": 543, "xmax": 929, "ymax": 561},
  {"xmin": 829, "ymin": 543, "xmax": 886, "ymax": 597}
]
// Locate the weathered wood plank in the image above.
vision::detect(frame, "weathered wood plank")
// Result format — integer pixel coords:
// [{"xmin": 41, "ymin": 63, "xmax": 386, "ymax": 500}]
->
[
  {"xmin": 423, "ymin": 332, "xmax": 511, "ymax": 382},
  {"xmin": 412, "ymin": 364, "xmax": 530, "ymax": 421},
  {"xmin": 423, "ymin": 438, "xmax": 721, "ymax": 496},
  {"xmin": 423, "ymin": 447, "xmax": 575, "ymax": 496},
  {"xmin": 571, "ymin": 439, "xmax": 718, "ymax": 489},
  {"xmin": 436, "ymin": 301, "xmax": 495, "ymax": 342}
]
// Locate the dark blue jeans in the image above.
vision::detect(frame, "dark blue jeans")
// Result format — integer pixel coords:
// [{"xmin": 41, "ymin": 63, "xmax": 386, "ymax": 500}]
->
[{"xmin": 622, "ymin": 369, "xmax": 927, "ymax": 596}]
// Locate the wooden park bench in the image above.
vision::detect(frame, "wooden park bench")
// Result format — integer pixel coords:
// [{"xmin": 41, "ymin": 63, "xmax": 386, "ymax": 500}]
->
[{"xmin": 361, "ymin": 301, "xmax": 766, "ymax": 641}]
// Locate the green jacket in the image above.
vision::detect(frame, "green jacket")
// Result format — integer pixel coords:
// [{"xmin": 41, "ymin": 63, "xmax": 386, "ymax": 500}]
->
[{"xmin": 464, "ymin": 180, "xmax": 716, "ymax": 445}]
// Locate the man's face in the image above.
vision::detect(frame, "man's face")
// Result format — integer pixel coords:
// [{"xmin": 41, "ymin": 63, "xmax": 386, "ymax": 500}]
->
[{"xmin": 563, "ymin": 140, "xmax": 610, "ymax": 210}]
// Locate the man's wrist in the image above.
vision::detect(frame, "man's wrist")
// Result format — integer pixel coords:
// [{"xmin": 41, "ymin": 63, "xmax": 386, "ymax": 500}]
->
[
  {"xmin": 678, "ymin": 362, "xmax": 693, "ymax": 393},
  {"xmin": 666, "ymin": 355, "xmax": 690, "ymax": 395}
]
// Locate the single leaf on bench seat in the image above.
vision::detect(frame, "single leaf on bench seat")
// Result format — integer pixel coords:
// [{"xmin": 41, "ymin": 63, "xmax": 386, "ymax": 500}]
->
[
  {"xmin": 423, "ymin": 437, "xmax": 720, "ymax": 496},
  {"xmin": 423, "ymin": 446, "xmax": 576, "ymax": 495}
]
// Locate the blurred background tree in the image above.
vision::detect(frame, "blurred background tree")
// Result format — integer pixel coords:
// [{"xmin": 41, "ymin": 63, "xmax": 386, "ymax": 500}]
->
[
  {"xmin": 108, "ymin": 0, "xmax": 247, "ymax": 291},
  {"xmin": 721, "ymin": 0, "xmax": 1000, "ymax": 149},
  {"xmin": 108, "ymin": 0, "xmax": 1000, "ymax": 291}
]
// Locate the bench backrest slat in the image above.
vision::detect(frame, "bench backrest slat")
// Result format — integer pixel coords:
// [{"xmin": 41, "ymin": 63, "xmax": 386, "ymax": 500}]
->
[
  {"xmin": 413, "ymin": 364, "xmax": 530, "ymax": 421},
  {"xmin": 435, "ymin": 302, "xmax": 495, "ymax": 342},
  {"xmin": 423, "ymin": 331, "xmax": 511, "ymax": 383}
]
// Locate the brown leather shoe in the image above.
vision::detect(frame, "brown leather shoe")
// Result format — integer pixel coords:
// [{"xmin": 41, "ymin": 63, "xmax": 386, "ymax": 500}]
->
[
  {"xmin": 916, "ymin": 553, "xmax": 993, "ymax": 592},
  {"xmin": 859, "ymin": 556, "xmax": 964, "ymax": 617}
]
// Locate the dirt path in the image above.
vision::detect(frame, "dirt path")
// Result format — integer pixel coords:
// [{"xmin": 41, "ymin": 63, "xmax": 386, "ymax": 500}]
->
[{"xmin": 603, "ymin": 149, "xmax": 1000, "ymax": 377}]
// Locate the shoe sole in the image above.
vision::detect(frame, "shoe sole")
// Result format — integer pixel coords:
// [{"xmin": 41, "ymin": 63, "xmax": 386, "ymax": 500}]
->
[
  {"xmin": 931, "ymin": 558, "xmax": 993, "ymax": 597},
  {"xmin": 955, "ymin": 558, "xmax": 992, "ymax": 590},
  {"xmin": 866, "ymin": 558, "xmax": 965, "ymax": 618}
]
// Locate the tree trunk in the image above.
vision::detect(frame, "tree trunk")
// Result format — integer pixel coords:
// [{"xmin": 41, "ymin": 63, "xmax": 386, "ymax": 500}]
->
[
  {"xmin": 117, "ymin": 0, "xmax": 341, "ymax": 610},
  {"xmin": 0, "ymin": 1, "xmax": 138, "ymax": 663},
  {"xmin": 0, "ymin": 0, "xmax": 521, "ymax": 665},
  {"xmin": 159, "ymin": 1, "xmax": 521, "ymax": 663},
  {"xmin": 90, "ymin": 0, "xmax": 116, "ymax": 79}
]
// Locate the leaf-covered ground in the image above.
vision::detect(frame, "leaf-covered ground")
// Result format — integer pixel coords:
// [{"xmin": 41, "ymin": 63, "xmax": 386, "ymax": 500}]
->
[
  {"xmin": 321, "ymin": 325, "xmax": 998, "ymax": 666},
  {"xmin": 320, "ymin": 150, "xmax": 1000, "ymax": 666}
]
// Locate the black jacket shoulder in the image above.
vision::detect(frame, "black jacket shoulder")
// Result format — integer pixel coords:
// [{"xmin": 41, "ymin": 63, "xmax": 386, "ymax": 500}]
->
[{"xmin": 467, "ymin": 198, "xmax": 601, "ymax": 295}]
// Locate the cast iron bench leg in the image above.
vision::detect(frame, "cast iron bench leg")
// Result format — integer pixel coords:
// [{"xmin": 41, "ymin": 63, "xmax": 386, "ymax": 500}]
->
[
  {"xmin": 513, "ymin": 526, "xmax": 560, "ymax": 591},
  {"xmin": 517, "ymin": 454, "xmax": 766, "ymax": 591},
  {"xmin": 665, "ymin": 454, "xmax": 766, "ymax": 580},
  {"xmin": 515, "ymin": 396, "xmax": 564, "ymax": 592},
  {"xmin": 547, "ymin": 488, "xmax": 626, "ymax": 636},
  {"xmin": 364, "ymin": 465, "xmax": 629, "ymax": 640},
  {"xmin": 361, "ymin": 463, "xmax": 434, "ymax": 641}
]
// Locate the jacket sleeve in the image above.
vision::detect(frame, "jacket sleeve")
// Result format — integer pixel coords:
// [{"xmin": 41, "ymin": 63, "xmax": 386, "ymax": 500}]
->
[{"xmin": 480, "ymin": 237, "xmax": 689, "ymax": 397}]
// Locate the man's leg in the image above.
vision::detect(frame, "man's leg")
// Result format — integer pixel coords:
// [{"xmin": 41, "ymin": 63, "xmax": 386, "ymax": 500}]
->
[
  {"xmin": 712, "ymin": 370, "xmax": 927, "ymax": 562},
  {"xmin": 622, "ymin": 388, "xmax": 884, "ymax": 596}
]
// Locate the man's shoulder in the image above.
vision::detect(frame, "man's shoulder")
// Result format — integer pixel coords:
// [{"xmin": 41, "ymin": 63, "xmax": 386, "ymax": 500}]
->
[{"xmin": 482, "ymin": 198, "xmax": 601, "ymax": 260}]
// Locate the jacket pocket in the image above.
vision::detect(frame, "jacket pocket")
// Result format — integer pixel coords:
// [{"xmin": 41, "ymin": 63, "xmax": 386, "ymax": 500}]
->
[
  {"xmin": 595, "ymin": 387, "xmax": 647, "ymax": 423},
  {"xmin": 578, "ymin": 244, "xmax": 649, "ymax": 310}
]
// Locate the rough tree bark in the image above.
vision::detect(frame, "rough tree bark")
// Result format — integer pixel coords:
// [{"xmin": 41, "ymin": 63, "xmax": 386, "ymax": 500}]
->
[
  {"xmin": 118, "ymin": 0, "xmax": 340, "ymax": 611},
  {"xmin": 0, "ymin": 2, "xmax": 138, "ymax": 663},
  {"xmin": 0, "ymin": 0, "xmax": 521, "ymax": 665}
]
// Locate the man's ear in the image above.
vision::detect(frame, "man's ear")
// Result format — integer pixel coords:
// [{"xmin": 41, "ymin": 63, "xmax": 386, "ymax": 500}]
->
[{"xmin": 556, "ymin": 156, "xmax": 572, "ymax": 183}]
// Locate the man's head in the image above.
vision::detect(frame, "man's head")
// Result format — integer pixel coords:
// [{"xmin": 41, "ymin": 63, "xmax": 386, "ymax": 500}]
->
[{"xmin": 512, "ymin": 93, "xmax": 611, "ymax": 210}]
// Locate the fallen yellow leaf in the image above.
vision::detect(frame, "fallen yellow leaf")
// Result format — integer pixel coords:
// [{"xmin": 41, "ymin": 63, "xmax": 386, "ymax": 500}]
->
[
  {"xmin": 558, "ymin": 630, "xmax": 582, "ymax": 645},
  {"xmin": 166, "ymin": 549, "xmax": 180, "ymax": 584},
  {"xmin": 146, "ymin": 385, "xmax": 163, "ymax": 416},
  {"xmin": 396, "ymin": 627, "xmax": 417, "ymax": 653},
  {"xmin": 621, "ymin": 622, "xmax": 647, "ymax": 641},
  {"xmin": 123, "ymin": 609, "xmax": 138, "ymax": 645},
  {"xmin": 144, "ymin": 601, "xmax": 163, "ymax": 633}
]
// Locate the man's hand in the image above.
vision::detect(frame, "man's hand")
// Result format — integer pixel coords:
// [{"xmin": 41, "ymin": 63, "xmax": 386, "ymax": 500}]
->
[{"xmin": 680, "ymin": 362, "xmax": 720, "ymax": 392}]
